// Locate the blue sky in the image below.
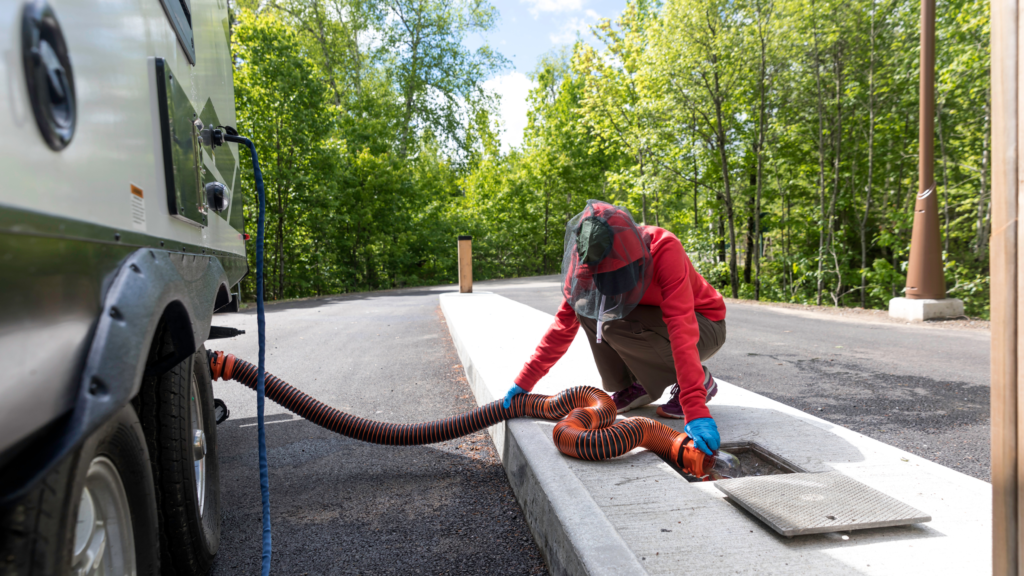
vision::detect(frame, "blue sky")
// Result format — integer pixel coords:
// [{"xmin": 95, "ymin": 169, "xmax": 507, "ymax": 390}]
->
[{"xmin": 472, "ymin": 0, "xmax": 626, "ymax": 150}]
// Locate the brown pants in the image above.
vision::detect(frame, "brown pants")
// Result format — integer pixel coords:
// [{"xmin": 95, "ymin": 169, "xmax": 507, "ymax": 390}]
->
[{"xmin": 578, "ymin": 305, "xmax": 726, "ymax": 399}]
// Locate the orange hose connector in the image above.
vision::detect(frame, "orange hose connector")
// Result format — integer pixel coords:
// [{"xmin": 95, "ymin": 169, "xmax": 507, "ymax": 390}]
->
[{"xmin": 209, "ymin": 351, "xmax": 716, "ymax": 477}]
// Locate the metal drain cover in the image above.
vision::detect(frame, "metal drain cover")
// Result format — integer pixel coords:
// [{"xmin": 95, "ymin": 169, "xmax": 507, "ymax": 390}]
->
[{"xmin": 715, "ymin": 471, "xmax": 931, "ymax": 537}]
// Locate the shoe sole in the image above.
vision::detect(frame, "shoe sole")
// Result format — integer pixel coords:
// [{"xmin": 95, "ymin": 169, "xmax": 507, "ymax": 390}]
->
[
  {"xmin": 616, "ymin": 394, "xmax": 652, "ymax": 414},
  {"xmin": 655, "ymin": 405, "xmax": 685, "ymax": 419}
]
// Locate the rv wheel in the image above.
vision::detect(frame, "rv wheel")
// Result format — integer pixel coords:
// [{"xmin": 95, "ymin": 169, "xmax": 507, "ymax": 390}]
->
[
  {"xmin": 0, "ymin": 404, "xmax": 161, "ymax": 575},
  {"xmin": 138, "ymin": 342, "xmax": 221, "ymax": 575}
]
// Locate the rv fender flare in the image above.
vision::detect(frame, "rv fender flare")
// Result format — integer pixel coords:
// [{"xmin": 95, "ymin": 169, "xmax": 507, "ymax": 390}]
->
[{"xmin": 1, "ymin": 248, "xmax": 231, "ymax": 502}]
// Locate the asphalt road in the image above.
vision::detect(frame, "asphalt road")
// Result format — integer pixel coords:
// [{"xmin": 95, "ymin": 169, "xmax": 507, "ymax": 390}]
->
[
  {"xmin": 209, "ymin": 286, "xmax": 547, "ymax": 575},
  {"xmin": 478, "ymin": 275, "xmax": 992, "ymax": 481}
]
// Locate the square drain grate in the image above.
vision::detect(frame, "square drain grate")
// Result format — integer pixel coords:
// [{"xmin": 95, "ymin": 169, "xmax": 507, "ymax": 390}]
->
[{"xmin": 715, "ymin": 471, "xmax": 931, "ymax": 537}]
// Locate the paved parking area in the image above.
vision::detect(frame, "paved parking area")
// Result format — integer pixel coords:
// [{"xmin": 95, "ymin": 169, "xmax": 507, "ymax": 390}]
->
[{"xmin": 208, "ymin": 286, "xmax": 547, "ymax": 575}]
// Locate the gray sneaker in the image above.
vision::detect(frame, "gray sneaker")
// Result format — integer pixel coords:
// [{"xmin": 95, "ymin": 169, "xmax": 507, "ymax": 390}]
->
[{"xmin": 612, "ymin": 381, "xmax": 652, "ymax": 413}]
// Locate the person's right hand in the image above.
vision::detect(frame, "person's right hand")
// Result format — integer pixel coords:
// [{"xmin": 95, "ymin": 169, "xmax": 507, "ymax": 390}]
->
[
  {"xmin": 684, "ymin": 417, "xmax": 720, "ymax": 456},
  {"xmin": 503, "ymin": 384, "xmax": 527, "ymax": 408}
]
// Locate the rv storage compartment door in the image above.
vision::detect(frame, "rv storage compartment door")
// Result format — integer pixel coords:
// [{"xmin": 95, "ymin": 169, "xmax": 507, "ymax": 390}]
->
[{"xmin": 154, "ymin": 57, "xmax": 206, "ymax": 228}]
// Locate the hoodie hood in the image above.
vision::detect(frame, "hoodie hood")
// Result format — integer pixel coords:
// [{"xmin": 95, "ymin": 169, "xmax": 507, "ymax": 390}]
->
[{"xmin": 561, "ymin": 200, "xmax": 653, "ymax": 327}]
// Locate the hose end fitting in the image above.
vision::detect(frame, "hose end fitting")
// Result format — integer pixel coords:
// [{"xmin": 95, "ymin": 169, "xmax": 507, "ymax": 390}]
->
[
  {"xmin": 209, "ymin": 350, "xmax": 236, "ymax": 381},
  {"xmin": 674, "ymin": 434, "xmax": 716, "ymax": 477}
]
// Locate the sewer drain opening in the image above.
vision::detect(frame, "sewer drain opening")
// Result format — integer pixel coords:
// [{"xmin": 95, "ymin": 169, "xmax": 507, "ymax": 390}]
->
[{"xmin": 663, "ymin": 441, "xmax": 804, "ymax": 482}]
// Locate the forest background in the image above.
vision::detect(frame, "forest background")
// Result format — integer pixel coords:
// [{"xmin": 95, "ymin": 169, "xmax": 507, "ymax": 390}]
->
[{"xmin": 232, "ymin": 0, "xmax": 992, "ymax": 317}]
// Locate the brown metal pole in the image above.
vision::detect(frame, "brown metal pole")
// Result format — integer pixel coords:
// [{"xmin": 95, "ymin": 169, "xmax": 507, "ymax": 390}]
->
[
  {"xmin": 991, "ymin": 0, "xmax": 1019, "ymax": 570},
  {"xmin": 905, "ymin": 0, "xmax": 947, "ymax": 300},
  {"xmin": 458, "ymin": 236, "xmax": 473, "ymax": 294}
]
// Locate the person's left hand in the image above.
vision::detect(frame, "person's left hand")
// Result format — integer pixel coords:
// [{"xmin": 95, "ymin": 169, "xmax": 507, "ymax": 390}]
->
[
  {"xmin": 503, "ymin": 384, "xmax": 527, "ymax": 409},
  {"xmin": 684, "ymin": 418, "xmax": 720, "ymax": 456}
]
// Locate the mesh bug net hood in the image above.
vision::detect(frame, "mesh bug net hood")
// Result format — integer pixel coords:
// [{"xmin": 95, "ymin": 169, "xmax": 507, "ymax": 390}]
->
[{"xmin": 562, "ymin": 200, "xmax": 653, "ymax": 330}]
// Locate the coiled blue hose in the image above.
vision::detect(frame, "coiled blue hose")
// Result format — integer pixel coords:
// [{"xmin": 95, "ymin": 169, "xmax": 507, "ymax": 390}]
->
[{"xmin": 225, "ymin": 134, "xmax": 271, "ymax": 576}]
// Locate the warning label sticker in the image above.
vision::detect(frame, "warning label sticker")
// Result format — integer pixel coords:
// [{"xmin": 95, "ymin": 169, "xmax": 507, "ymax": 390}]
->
[{"xmin": 130, "ymin": 184, "xmax": 147, "ymax": 232}]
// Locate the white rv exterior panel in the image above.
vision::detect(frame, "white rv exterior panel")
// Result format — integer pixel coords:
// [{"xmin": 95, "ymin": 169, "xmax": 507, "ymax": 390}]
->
[{"xmin": 0, "ymin": 0, "xmax": 244, "ymax": 257}]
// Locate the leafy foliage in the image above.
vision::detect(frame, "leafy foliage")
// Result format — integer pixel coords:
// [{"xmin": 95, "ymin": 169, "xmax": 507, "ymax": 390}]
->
[
  {"xmin": 231, "ymin": 0, "xmax": 990, "ymax": 318},
  {"xmin": 233, "ymin": 1, "xmax": 495, "ymax": 297},
  {"xmin": 485, "ymin": 0, "xmax": 990, "ymax": 316}
]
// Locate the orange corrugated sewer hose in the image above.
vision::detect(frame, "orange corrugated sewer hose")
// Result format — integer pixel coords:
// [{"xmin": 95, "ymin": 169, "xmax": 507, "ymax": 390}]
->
[{"xmin": 209, "ymin": 351, "xmax": 716, "ymax": 477}]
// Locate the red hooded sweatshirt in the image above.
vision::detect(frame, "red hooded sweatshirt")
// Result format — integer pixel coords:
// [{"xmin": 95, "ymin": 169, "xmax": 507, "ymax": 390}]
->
[{"xmin": 514, "ymin": 226, "xmax": 725, "ymax": 422}]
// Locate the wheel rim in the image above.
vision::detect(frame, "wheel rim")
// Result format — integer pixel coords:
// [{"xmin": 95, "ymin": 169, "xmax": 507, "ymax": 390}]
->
[
  {"xmin": 72, "ymin": 456, "xmax": 136, "ymax": 576},
  {"xmin": 191, "ymin": 372, "xmax": 207, "ymax": 517}
]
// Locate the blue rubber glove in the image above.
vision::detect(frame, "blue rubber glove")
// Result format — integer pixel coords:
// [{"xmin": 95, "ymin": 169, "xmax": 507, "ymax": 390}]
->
[
  {"xmin": 503, "ymin": 384, "xmax": 527, "ymax": 409},
  {"xmin": 684, "ymin": 418, "xmax": 720, "ymax": 456}
]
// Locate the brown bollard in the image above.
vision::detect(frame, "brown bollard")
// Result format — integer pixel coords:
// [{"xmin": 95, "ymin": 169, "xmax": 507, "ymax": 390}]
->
[
  {"xmin": 904, "ymin": 0, "xmax": 946, "ymax": 300},
  {"xmin": 458, "ymin": 235, "xmax": 473, "ymax": 293}
]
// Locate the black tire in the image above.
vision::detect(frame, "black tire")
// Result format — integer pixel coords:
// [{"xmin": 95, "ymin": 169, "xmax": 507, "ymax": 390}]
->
[
  {"xmin": 0, "ymin": 404, "xmax": 161, "ymax": 576},
  {"xmin": 138, "ymin": 340, "xmax": 220, "ymax": 576}
]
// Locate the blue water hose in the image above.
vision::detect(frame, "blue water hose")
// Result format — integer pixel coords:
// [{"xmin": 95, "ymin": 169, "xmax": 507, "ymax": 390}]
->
[{"xmin": 225, "ymin": 134, "xmax": 272, "ymax": 575}]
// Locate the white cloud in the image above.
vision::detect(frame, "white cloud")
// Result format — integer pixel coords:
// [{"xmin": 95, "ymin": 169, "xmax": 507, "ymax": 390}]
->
[
  {"xmin": 483, "ymin": 72, "xmax": 536, "ymax": 152},
  {"xmin": 550, "ymin": 10, "xmax": 600, "ymax": 44},
  {"xmin": 520, "ymin": 0, "xmax": 582, "ymax": 17}
]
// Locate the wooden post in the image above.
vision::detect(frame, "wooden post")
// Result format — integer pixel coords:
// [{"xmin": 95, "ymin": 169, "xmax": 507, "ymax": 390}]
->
[
  {"xmin": 458, "ymin": 236, "xmax": 473, "ymax": 294},
  {"xmin": 991, "ymin": 0, "xmax": 1019, "ymax": 571}
]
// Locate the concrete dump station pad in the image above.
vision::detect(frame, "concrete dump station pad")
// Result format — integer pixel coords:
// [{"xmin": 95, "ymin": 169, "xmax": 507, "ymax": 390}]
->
[{"xmin": 440, "ymin": 291, "xmax": 990, "ymax": 575}]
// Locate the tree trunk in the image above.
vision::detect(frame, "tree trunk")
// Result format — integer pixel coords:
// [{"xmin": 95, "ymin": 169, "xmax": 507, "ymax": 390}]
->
[
  {"xmin": 977, "ymin": 101, "xmax": 990, "ymax": 257},
  {"xmin": 826, "ymin": 44, "xmax": 843, "ymax": 306},
  {"xmin": 712, "ymin": 92, "xmax": 738, "ymax": 297},
  {"xmin": 567, "ymin": 186, "xmax": 573, "ymax": 225},
  {"xmin": 860, "ymin": 1, "xmax": 877, "ymax": 309},
  {"xmin": 753, "ymin": 169, "xmax": 762, "ymax": 301},
  {"xmin": 399, "ymin": 28, "xmax": 422, "ymax": 157},
  {"xmin": 753, "ymin": 0, "xmax": 771, "ymax": 302},
  {"xmin": 812, "ymin": 29, "xmax": 827, "ymax": 306},
  {"xmin": 889, "ymin": 125, "xmax": 908, "ymax": 277},
  {"xmin": 744, "ymin": 193, "xmax": 754, "ymax": 284},
  {"xmin": 718, "ymin": 211, "xmax": 726, "ymax": 264},
  {"xmin": 639, "ymin": 150, "xmax": 649, "ymax": 225},
  {"xmin": 775, "ymin": 167, "xmax": 791, "ymax": 299},
  {"xmin": 649, "ymin": 153, "xmax": 660, "ymax": 227},
  {"xmin": 543, "ymin": 189, "xmax": 551, "ymax": 273},
  {"xmin": 315, "ymin": 8, "xmax": 342, "ymax": 107},
  {"xmin": 718, "ymin": 144, "xmax": 739, "ymax": 298},
  {"xmin": 937, "ymin": 92, "xmax": 951, "ymax": 254},
  {"xmin": 693, "ymin": 157, "xmax": 700, "ymax": 228},
  {"xmin": 693, "ymin": 113, "xmax": 700, "ymax": 228},
  {"xmin": 273, "ymin": 120, "xmax": 284, "ymax": 300}
]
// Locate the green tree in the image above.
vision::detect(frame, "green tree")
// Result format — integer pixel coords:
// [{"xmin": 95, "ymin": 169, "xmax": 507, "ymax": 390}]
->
[
  {"xmin": 234, "ymin": 9, "xmax": 337, "ymax": 299},
  {"xmin": 373, "ymin": 0, "xmax": 508, "ymax": 157},
  {"xmin": 229, "ymin": 0, "xmax": 992, "ymax": 318}
]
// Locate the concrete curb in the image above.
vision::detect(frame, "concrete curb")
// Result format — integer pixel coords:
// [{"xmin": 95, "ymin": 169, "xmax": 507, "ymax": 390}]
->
[{"xmin": 441, "ymin": 294, "xmax": 646, "ymax": 576}]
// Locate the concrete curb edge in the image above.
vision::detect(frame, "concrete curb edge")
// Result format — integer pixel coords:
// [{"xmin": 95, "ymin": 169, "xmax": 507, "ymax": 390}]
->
[{"xmin": 440, "ymin": 295, "xmax": 646, "ymax": 576}]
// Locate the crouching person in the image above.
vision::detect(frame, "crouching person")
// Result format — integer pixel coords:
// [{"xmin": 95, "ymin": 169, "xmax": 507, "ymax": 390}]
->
[{"xmin": 503, "ymin": 200, "xmax": 727, "ymax": 455}]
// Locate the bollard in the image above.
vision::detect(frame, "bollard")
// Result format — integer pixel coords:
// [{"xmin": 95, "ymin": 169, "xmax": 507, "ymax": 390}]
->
[{"xmin": 458, "ymin": 235, "xmax": 473, "ymax": 293}]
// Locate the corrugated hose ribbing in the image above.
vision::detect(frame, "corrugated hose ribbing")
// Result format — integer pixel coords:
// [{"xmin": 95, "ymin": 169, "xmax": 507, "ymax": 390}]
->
[{"xmin": 209, "ymin": 351, "xmax": 715, "ymax": 477}]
